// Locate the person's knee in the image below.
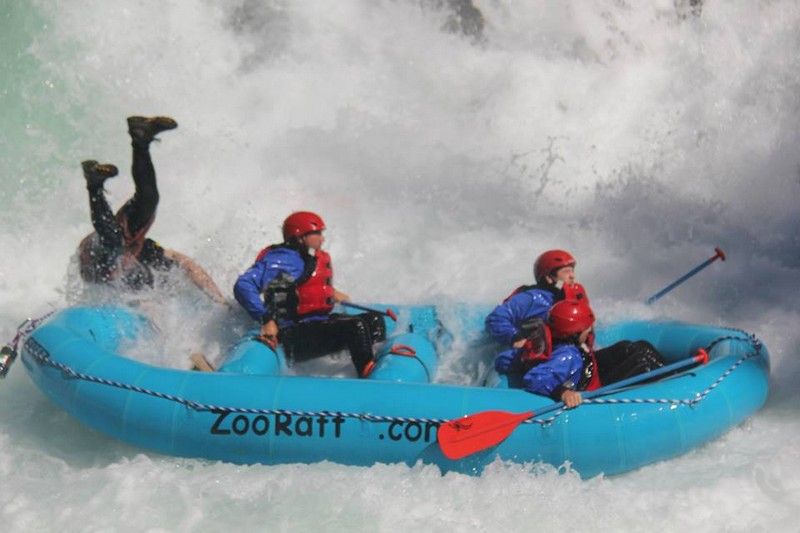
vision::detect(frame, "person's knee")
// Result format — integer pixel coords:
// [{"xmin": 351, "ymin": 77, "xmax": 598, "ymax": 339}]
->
[
  {"xmin": 631, "ymin": 341, "xmax": 665, "ymax": 365},
  {"xmin": 366, "ymin": 313, "xmax": 386, "ymax": 342},
  {"xmin": 351, "ymin": 317, "xmax": 371, "ymax": 345}
]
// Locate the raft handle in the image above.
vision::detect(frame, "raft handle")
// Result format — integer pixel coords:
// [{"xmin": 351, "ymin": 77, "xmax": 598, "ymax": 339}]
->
[{"xmin": 389, "ymin": 345, "xmax": 417, "ymax": 357}]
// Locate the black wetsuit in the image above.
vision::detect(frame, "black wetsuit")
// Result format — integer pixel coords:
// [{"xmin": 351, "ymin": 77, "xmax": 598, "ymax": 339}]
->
[
  {"xmin": 279, "ymin": 312, "xmax": 387, "ymax": 377},
  {"xmin": 595, "ymin": 340, "xmax": 666, "ymax": 386},
  {"xmin": 79, "ymin": 142, "xmax": 176, "ymax": 289}
]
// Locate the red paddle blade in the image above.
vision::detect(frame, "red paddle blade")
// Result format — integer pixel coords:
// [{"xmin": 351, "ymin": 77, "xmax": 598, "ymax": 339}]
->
[{"xmin": 437, "ymin": 410, "xmax": 533, "ymax": 460}]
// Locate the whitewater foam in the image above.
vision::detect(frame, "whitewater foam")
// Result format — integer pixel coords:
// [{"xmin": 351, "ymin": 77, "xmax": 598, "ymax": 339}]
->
[{"xmin": 1, "ymin": 1, "xmax": 799, "ymax": 531}]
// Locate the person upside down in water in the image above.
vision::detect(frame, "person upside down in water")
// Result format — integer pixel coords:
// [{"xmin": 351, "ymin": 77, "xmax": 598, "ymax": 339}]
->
[{"xmin": 77, "ymin": 116, "xmax": 226, "ymax": 305}]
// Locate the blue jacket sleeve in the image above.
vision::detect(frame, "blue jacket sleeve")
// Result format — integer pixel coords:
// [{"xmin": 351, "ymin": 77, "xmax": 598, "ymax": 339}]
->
[
  {"xmin": 521, "ymin": 345, "xmax": 584, "ymax": 398},
  {"xmin": 233, "ymin": 248, "xmax": 304, "ymax": 323},
  {"xmin": 484, "ymin": 290, "xmax": 555, "ymax": 346},
  {"xmin": 494, "ymin": 348, "xmax": 523, "ymax": 374}
]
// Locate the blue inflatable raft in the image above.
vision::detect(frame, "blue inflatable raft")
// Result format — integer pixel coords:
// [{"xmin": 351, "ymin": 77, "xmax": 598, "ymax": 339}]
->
[{"xmin": 18, "ymin": 305, "xmax": 769, "ymax": 478}]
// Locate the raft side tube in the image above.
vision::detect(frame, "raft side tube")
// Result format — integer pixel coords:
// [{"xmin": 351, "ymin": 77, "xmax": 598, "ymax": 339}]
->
[
  {"xmin": 20, "ymin": 307, "xmax": 770, "ymax": 478},
  {"xmin": 594, "ymin": 321, "xmax": 754, "ymax": 364},
  {"xmin": 217, "ymin": 333, "xmax": 287, "ymax": 375},
  {"xmin": 368, "ymin": 332, "xmax": 438, "ymax": 383},
  {"xmin": 339, "ymin": 304, "xmax": 441, "ymax": 341},
  {"xmin": 51, "ymin": 305, "xmax": 151, "ymax": 353}
]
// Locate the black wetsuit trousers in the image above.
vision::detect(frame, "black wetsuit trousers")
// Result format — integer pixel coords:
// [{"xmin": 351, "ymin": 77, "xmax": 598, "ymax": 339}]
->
[
  {"xmin": 594, "ymin": 340, "xmax": 666, "ymax": 386},
  {"xmin": 87, "ymin": 142, "xmax": 159, "ymax": 249},
  {"xmin": 279, "ymin": 312, "xmax": 387, "ymax": 376}
]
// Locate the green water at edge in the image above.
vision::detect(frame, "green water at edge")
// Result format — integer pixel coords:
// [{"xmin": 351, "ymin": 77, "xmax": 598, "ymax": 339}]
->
[{"xmin": 1, "ymin": 1, "xmax": 96, "ymax": 208}]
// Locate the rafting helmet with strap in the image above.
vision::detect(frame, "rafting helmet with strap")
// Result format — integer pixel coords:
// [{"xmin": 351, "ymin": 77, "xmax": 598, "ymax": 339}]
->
[
  {"xmin": 533, "ymin": 249, "xmax": 576, "ymax": 283},
  {"xmin": 282, "ymin": 211, "xmax": 326, "ymax": 242},
  {"xmin": 549, "ymin": 299, "xmax": 600, "ymax": 391},
  {"xmin": 548, "ymin": 299, "xmax": 595, "ymax": 339}
]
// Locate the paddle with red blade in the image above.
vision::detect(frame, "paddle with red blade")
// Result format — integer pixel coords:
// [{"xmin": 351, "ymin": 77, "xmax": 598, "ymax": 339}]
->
[
  {"xmin": 436, "ymin": 410, "xmax": 534, "ymax": 461},
  {"xmin": 438, "ymin": 350, "xmax": 709, "ymax": 460}
]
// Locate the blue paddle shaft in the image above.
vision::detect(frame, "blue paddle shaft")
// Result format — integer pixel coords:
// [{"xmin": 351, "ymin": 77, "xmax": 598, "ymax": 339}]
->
[
  {"xmin": 531, "ymin": 352, "xmax": 706, "ymax": 418},
  {"xmin": 646, "ymin": 248, "xmax": 725, "ymax": 305},
  {"xmin": 340, "ymin": 301, "xmax": 378, "ymax": 313},
  {"xmin": 339, "ymin": 301, "xmax": 397, "ymax": 321}
]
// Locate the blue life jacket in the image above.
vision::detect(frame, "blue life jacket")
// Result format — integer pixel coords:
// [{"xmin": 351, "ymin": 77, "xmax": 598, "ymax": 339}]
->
[
  {"xmin": 234, "ymin": 244, "xmax": 331, "ymax": 326},
  {"xmin": 485, "ymin": 285, "xmax": 558, "ymax": 346}
]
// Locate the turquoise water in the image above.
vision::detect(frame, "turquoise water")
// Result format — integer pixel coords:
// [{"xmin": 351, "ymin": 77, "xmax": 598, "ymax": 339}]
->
[{"xmin": 1, "ymin": 1, "xmax": 799, "ymax": 531}]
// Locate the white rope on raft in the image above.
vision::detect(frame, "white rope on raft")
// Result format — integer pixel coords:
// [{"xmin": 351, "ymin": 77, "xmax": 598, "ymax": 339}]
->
[{"xmin": 21, "ymin": 327, "xmax": 762, "ymax": 428}]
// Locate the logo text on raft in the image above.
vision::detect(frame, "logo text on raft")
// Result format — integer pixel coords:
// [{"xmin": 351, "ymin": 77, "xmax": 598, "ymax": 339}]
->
[
  {"xmin": 209, "ymin": 410, "xmax": 440, "ymax": 443},
  {"xmin": 382, "ymin": 420, "xmax": 440, "ymax": 443},
  {"xmin": 210, "ymin": 410, "xmax": 346, "ymax": 438}
]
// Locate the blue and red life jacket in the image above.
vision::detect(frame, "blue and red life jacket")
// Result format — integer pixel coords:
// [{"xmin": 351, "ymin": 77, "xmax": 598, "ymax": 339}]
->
[
  {"xmin": 518, "ymin": 321, "xmax": 601, "ymax": 392},
  {"xmin": 503, "ymin": 281, "xmax": 589, "ymax": 304},
  {"xmin": 254, "ymin": 245, "xmax": 335, "ymax": 318}
]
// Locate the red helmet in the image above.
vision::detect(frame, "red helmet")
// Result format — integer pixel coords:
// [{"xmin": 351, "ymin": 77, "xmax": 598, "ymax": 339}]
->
[
  {"xmin": 534, "ymin": 249, "xmax": 576, "ymax": 282},
  {"xmin": 282, "ymin": 211, "xmax": 326, "ymax": 241},
  {"xmin": 548, "ymin": 299, "xmax": 595, "ymax": 339}
]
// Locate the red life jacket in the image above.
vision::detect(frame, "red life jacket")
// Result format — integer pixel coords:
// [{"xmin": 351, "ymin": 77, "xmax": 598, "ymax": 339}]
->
[
  {"xmin": 295, "ymin": 249, "xmax": 335, "ymax": 316},
  {"xmin": 502, "ymin": 282, "xmax": 589, "ymax": 304},
  {"xmin": 581, "ymin": 344, "xmax": 601, "ymax": 391},
  {"xmin": 519, "ymin": 324, "xmax": 552, "ymax": 366},
  {"xmin": 519, "ymin": 323, "xmax": 601, "ymax": 392},
  {"xmin": 254, "ymin": 245, "xmax": 335, "ymax": 318},
  {"xmin": 502, "ymin": 284, "xmax": 534, "ymax": 303}
]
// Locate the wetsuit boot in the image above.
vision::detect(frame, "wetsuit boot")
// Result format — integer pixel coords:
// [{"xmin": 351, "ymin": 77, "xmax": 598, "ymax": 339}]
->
[
  {"xmin": 118, "ymin": 115, "xmax": 178, "ymax": 238},
  {"xmin": 79, "ymin": 161, "xmax": 123, "ymax": 283},
  {"xmin": 127, "ymin": 116, "xmax": 178, "ymax": 147},
  {"xmin": 343, "ymin": 316, "xmax": 378, "ymax": 378},
  {"xmin": 81, "ymin": 160, "xmax": 119, "ymax": 189}
]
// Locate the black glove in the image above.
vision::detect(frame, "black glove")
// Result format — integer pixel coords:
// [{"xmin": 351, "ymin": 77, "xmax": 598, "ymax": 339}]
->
[{"xmin": 512, "ymin": 317, "xmax": 546, "ymax": 352}]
